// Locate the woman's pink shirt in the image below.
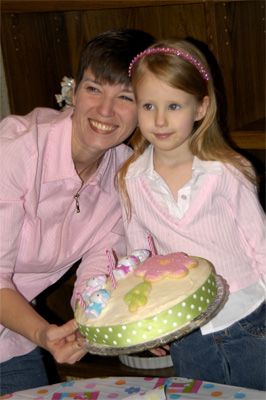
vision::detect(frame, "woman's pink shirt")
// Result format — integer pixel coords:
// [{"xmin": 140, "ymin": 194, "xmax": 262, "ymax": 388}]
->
[{"xmin": 0, "ymin": 107, "xmax": 132, "ymax": 361}]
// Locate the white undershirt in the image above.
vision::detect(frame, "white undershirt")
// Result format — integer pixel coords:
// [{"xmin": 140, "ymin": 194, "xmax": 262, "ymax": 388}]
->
[{"xmin": 132, "ymin": 146, "xmax": 265, "ymax": 334}]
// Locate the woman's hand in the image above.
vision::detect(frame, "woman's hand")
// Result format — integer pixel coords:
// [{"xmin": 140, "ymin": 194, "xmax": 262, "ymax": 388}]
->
[
  {"xmin": 37, "ymin": 319, "xmax": 86, "ymax": 364},
  {"xmin": 0, "ymin": 288, "xmax": 86, "ymax": 364},
  {"xmin": 148, "ymin": 344, "xmax": 170, "ymax": 356}
]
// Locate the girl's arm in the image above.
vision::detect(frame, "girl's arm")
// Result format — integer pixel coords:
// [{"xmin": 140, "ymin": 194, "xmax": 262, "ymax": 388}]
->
[
  {"xmin": 0, "ymin": 288, "xmax": 86, "ymax": 363},
  {"xmin": 0, "ymin": 115, "xmax": 86, "ymax": 363},
  {"xmin": 226, "ymin": 166, "xmax": 266, "ymax": 282}
]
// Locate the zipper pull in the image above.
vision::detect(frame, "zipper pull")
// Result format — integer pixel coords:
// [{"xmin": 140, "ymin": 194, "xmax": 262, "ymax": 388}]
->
[{"xmin": 74, "ymin": 193, "xmax": 80, "ymax": 213}]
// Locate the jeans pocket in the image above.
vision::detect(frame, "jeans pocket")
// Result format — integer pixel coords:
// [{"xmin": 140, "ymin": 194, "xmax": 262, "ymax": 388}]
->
[{"xmin": 238, "ymin": 301, "xmax": 266, "ymax": 337}]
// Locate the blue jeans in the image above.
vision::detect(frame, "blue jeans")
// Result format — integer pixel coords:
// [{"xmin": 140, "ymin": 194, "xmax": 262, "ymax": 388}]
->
[
  {"xmin": 0, "ymin": 347, "xmax": 49, "ymax": 396},
  {"xmin": 170, "ymin": 301, "xmax": 266, "ymax": 391}
]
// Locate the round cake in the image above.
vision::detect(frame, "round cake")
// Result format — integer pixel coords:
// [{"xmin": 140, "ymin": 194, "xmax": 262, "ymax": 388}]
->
[{"xmin": 75, "ymin": 251, "xmax": 218, "ymax": 348}]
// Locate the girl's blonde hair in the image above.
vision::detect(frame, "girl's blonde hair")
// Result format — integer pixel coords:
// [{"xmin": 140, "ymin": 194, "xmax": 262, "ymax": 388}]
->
[{"xmin": 116, "ymin": 38, "xmax": 257, "ymax": 219}]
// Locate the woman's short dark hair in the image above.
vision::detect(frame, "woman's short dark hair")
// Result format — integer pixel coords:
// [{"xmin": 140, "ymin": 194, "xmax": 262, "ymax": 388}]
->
[{"xmin": 74, "ymin": 28, "xmax": 154, "ymax": 92}]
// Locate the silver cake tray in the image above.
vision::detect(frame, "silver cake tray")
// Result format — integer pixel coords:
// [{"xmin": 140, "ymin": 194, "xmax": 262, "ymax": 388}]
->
[{"xmin": 76, "ymin": 274, "xmax": 228, "ymax": 356}]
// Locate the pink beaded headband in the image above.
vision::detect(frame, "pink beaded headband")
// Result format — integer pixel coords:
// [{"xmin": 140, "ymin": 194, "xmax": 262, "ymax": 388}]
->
[{"xmin": 128, "ymin": 47, "xmax": 210, "ymax": 81}]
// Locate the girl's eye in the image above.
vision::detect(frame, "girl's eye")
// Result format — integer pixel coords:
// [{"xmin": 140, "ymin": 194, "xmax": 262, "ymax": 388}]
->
[
  {"xmin": 144, "ymin": 104, "xmax": 154, "ymax": 110},
  {"xmin": 169, "ymin": 104, "xmax": 180, "ymax": 110}
]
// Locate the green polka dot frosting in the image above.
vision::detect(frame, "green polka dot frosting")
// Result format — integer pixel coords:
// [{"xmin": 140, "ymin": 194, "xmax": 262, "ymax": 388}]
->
[{"xmin": 76, "ymin": 270, "xmax": 217, "ymax": 347}]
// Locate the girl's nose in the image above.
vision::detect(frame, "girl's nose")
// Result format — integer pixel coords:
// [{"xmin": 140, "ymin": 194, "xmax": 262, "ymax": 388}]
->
[
  {"xmin": 96, "ymin": 96, "xmax": 115, "ymax": 117},
  {"xmin": 155, "ymin": 110, "xmax": 167, "ymax": 127}
]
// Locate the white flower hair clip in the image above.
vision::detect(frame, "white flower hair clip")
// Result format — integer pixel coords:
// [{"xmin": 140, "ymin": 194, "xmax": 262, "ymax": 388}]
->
[{"xmin": 55, "ymin": 76, "xmax": 74, "ymax": 110}]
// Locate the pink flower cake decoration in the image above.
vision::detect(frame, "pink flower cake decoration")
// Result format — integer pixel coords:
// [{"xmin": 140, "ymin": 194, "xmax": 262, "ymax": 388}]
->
[{"xmin": 134, "ymin": 252, "xmax": 198, "ymax": 282}]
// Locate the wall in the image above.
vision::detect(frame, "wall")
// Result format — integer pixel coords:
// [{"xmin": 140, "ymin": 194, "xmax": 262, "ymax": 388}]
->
[
  {"xmin": 0, "ymin": 47, "xmax": 10, "ymax": 120},
  {"xmin": 1, "ymin": 0, "xmax": 265, "ymax": 133}
]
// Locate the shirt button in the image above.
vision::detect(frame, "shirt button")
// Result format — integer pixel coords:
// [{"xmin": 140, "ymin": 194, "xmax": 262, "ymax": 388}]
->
[{"xmin": 181, "ymin": 195, "xmax": 187, "ymax": 200}]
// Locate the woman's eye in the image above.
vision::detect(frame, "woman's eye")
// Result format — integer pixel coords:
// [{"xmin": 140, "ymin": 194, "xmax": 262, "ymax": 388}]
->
[
  {"xmin": 144, "ymin": 104, "xmax": 154, "ymax": 110},
  {"xmin": 120, "ymin": 95, "xmax": 134, "ymax": 102},
  {"xmin": 87, "ymin": 86, "xmax": 99, "ymax": 93},
  {"xmin": 169, "ymin": 104, "xmax": 180, "ymax": 110}
]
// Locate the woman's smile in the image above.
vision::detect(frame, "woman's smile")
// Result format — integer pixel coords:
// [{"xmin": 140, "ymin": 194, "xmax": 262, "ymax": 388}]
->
[{"xmin": 89, "ymin": 118, "xmax": 118, "ymax": 134}]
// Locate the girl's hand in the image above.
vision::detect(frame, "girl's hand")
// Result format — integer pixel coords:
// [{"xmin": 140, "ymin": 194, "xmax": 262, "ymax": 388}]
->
[
  {"xmin": 37, "ymin": 319, "xmax": 86, "ymax": 364},
  {"xmin": 148, "ymin": 344, "xmax": 170, "ymax": 356}
]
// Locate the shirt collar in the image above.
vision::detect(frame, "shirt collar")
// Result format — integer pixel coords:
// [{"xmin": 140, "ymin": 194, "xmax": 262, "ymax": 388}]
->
[
  {"xmin": 126, "ymin": 144, "xmax": 223, "ymax": 180},
  {"xmin": 126, "ymin": 145, "xmax": 155, "ymax": 179},
  {"xmin": 192, "ymin": 156, "xmax": 223, "ymax": 175},
  {"xmin": 44, "ymin": 107, "xmax": 112, "ymax": 193},
  {"xmin": 44, "ymin": 108, "xmax": 77, "ymax": 183}
]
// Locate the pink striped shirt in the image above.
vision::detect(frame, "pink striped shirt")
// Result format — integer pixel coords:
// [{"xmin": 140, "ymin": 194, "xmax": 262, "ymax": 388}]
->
[
  {"xmin": 123, "ymin": 146, "xmax": 266, "ymax": 294},
  {"xmin": 0, "ymin": 107, "xmax": 132, "ymax": 362}
]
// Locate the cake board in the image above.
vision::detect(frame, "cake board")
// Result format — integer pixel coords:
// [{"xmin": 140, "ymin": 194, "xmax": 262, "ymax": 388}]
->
[{"xmin": 76, "ymin": 274, "xmax": 228, "ymax": 356}]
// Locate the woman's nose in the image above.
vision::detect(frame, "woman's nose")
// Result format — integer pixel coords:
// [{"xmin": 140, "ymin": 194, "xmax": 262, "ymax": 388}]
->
[{"xmin": 96, "ymin": 96, "xmax": 115, "ymax": 117}]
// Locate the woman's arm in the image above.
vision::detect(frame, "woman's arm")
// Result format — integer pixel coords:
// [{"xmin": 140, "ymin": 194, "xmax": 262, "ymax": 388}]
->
[
  {"xmin": 0, "ymin": 114, "xmax": 86, "ymax": 363},
  {"xmin": 0, "ymin": 288, "xmax": 86, "ymax": 364}
]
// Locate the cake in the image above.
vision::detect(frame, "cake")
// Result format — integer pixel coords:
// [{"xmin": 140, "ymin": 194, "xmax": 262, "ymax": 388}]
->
[{"xmin": 75, "ymin": 250, "xmax": 218, "ymax": 348}]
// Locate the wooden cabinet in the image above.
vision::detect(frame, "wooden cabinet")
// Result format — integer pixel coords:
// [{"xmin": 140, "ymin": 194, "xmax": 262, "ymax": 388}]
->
[
  {"xmin": 1, "ymin": 0, "xmax": 265, "ymax": 134},
  {"xmin": 1, "ymin": 0, "xmax": 264, "ymax": 208}
]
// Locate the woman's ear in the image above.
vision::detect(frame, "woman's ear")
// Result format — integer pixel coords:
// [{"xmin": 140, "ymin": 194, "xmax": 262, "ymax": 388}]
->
[
  {"xmin": 72, "ymin": 80, "xmax": 77, "ymax": 106},
  {"xmin": 195, "ymin": 96, "xmax": 209, "ymax": 121}
]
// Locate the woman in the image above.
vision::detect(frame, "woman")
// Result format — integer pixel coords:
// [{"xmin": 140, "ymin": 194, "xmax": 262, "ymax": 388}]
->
[{"xmin": 0, "ymin": 28, "xmax": 154, "ymax": 395}]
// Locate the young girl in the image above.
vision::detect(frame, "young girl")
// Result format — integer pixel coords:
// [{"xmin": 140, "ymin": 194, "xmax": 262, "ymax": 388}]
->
[{"xmin": 117, "ymin": 39, "xmax": 266, "ymax": 391}]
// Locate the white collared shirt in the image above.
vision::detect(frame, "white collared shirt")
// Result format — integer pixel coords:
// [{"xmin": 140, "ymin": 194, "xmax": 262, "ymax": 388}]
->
[{"xmin": 128, "ymin": 146, "xmax": 223, "ymax": 219}]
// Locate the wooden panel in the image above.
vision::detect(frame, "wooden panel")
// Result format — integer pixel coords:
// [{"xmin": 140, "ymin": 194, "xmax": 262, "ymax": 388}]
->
[
  {"xmin": 230, "ymin": 132, "xmax": 265, "ymax": 150},
  {"xmin": 1, "ymin": 1, "xmax": 264, "ymax": 132},
  {"xmin": 229, "ymin": 118, "xmax": 265, "ymax": 150},
  {"xmin": 1, "ymin": 0, "xmax": 204, "ymax": 13},
  {"xmin": 1, "ymin": 3, "xmax": 207, "ymax": 115},
  {"xmin": 1, "ymin": 12, "xmax": 72, "ymax": 114},
  {"xmin": 0, "ymin": 0, "xmax": 251, "ymax": 14},
  {"xmin": 212, "ymin": 1, "xmax": 265, "ymax": 131}
]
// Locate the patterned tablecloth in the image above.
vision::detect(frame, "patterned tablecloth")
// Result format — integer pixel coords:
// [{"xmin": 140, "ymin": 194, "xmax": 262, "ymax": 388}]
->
[{"xmin": 1, "ymin": 376, "xmax": 265, "ymax": 400}]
